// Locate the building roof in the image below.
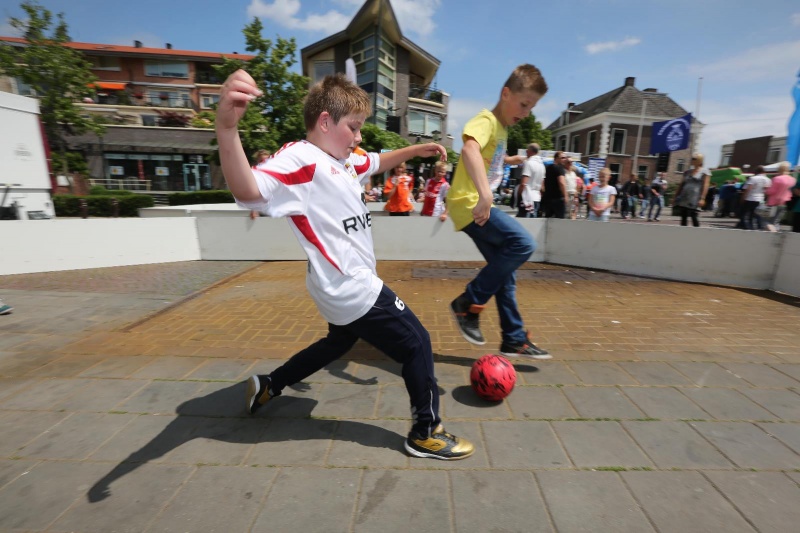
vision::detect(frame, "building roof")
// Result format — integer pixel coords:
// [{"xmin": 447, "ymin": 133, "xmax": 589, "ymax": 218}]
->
[
  {"xmin": 0, "ymin": 36, "xmax": 255, "ymax": 62},
  {"xmin": 546, "ymin": 79, "xmax": 690, "ymax": 131}
]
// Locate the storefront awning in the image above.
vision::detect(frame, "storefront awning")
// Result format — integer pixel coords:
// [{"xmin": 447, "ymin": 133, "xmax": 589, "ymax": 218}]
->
[{"xmin": 90, "ymin": 82, "xmax": 127, "ymax": 91}]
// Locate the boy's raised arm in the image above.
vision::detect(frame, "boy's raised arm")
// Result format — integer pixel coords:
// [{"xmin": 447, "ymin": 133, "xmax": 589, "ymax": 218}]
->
[
  {"xmin": 215, "ymin": 70, "xmax": 264, "ymax": 203},
  {"xmin": 377, "ymin": 143, "xmax": 446, "ymax": 174}
]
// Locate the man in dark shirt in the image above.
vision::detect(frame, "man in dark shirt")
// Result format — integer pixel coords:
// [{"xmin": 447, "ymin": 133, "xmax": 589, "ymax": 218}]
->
[
  {"xmin": 542, "ymin": 151, "xmax": 569, "ymax": 218},
  {"xmin": 620, "ymin": 174, "xmax": 640, "ymax": 219}
]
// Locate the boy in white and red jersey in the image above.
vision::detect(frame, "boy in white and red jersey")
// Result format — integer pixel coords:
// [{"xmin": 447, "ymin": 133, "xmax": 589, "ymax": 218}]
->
[
  {"xmin": 420, "ymin": 160, "xmax": 450, "ymax": 221},
  {"xmin": 215, "ymin": 70, "xmax": 474, "ymax": 460}
]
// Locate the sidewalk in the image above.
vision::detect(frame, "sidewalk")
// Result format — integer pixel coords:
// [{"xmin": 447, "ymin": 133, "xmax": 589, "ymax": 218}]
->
[{"xmin": 0, "ymin": 260, "xmax": 799, "ymax": 532}]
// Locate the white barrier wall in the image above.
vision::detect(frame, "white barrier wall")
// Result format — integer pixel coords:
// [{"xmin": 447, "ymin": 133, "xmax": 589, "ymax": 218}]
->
[
  {"xmin": 196, "ymin": 216, "xmax": 547, "ymax": 262},
  {"xmin": 774, "ymin": 232, "xmax": 800, "ymax": 296},
  {"xmin": 0, "ymin": 218, "xmax": 200, "ymax": 275},
  {"xmin": 545, "ymin": 219, "xmax": 783, "ymax": 289}
]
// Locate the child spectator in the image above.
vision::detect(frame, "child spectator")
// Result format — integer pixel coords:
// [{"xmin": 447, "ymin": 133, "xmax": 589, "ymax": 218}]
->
[
  {"xmin": 588, "ymin": 168, "xmax": 617, "ymax": 222},
  {"xmin": 215, "ymin": 70, "xmax": 473, "ymax": 460},
  {"xmin": 420, "ymin": 160, "xmax": 450, "ymax": 221}
]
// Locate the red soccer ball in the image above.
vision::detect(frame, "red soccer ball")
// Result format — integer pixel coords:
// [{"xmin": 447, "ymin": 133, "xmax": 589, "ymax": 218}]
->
[{"xmin": 470, "ymin": 354, "xmax": 517, "ymax": 401}]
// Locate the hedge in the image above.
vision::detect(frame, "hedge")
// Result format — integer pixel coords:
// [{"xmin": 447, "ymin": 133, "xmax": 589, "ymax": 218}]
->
[
  {"xmin": 89, "ymin": 186, "xmax": 135, "ymax": 197},
  {"xmin": 168, "ymin": 190, "xmax": 234, "ymax": 206},
  {"xmin": 53, "ymin": 194, "xmax": 154, "ymax": 217}
]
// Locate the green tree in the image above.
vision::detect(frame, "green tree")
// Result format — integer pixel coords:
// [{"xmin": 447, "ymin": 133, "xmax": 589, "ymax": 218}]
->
[
  {"xmin": 507, "ymin": 114, "xmax": 552, "ymax": 155},
  {"xmin": 359, "ymin": 122, "xmax": 410, "ymax": 153},
  {"xmin": 212, "ymin": 17, "xmax": 308, "ymax": 161},
  {"xmin": 0, "ymin": 1, "xmax": 105, "ymax": 175}
]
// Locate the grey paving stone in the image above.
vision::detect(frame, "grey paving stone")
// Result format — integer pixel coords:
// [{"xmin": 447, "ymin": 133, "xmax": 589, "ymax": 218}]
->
[
  {"xmin": 517, "ymin": 362, "xmax": 581, "ymax": 385},
  {"xmin": 562, "ymin": 386, "xmax": 645, "ymax": 419},
  {"xmin": 0, "ymin": 410, "xmax": 69, "ymax": 456},
  {"xmin": 184, "ymin": 358, "xmax": 255, "ymax": 380},
  {"xmin": 538, "ymin": 470, "xmax": 655, "ymax": 533},
  {"xmin": 552, "ymin": 421, "xmax": 653, "ymax": 468},
  {"xmin": 788, "ymin": 472, "xmax": 800, "ymax": 485},
  {"xmin": 354, "ymin": 470, "xmax": 450, "ymax": 533},
  {"xmin": 162, "ymin": 416, "xmax": 262, "ymax": 466},
  {"xmin": 690, "ymin": 421, "xmax": 800, "ymax": 469},
  {"xmin": 680, "ymin": 388, "xmax": 776, "ymax": 420},
  {"xmin": 89, "ymin": 414, "xmax": 183, "ymax": 462},
  {"xmin": 757, "ymin": 422, "xmax": 800, "ymax": 454},
  {"xmin": 705, "ymin": 471, "xmax": 800, "ymax": 533},
  {"xmin": 327, "ymin": 419, "xmax": 409, "ymax": 468},
  {"xmin": 375, "ymin": 383, "xmax": 414, "ymax": 418},
  {"xmin": 353, "ymin": 359, "xmax": 404, "ymax": 384},
  {"xmin": 311, "ymin": 383, "xmax": 379, "ymax": 418},
  {"xmin": 52, "ymin": 463, "xmax": 194, "ymax": 532},
  {"xmin": 77, "ymin": 355, "xmax": 155, "ymax": 378},
  {"xmin": 130, "ymin": 356, "xmax": 204, "ymax": 379},
  {"xmin": 246, "ymin": 418, "xmax": 336, "ymax": 466},
  {"xmin": 430, "ymin": 360, "xmax": 468, "ymax": 385},
  {"xmin": 0, "ymin": 459, "xmax": 38, "ymax": 490},
  {"xmin": 23, "ymin": 354, "xmax": 107, "ymax": 378},
  {"xmin": 53, "ymin": 378, "xmax": 150, "ymax": 412},
  {"xmin": 0, "ymin": 377, "xmax": 94, "ymax": 410},
  {"xmin": 622, "ymin": 471, "xmax": 756, "ymax": 533},
  {"xmin": 148, "ymin": 465, "xmax": 276, "ymax": 532},
  {"xmin": 0, "ymin": 378, "xmax": 34, "ymax": 401},
  {"xmin": 116, "ymin": 380, "xmax": 207, "ymax": 415},
  {"xmin": 19, "ymin": 412, "xmax": 136, "ymax": 460},
  {"xmin": 441, "ymin": 384, "xmax": 513, "ymax": 419},
  {"xmin": 253, "ymin": 467, "xmax": 360, "ymax": 533},
  {"xmin": 623, "ymin": 421, "xmax": 733, "ymax": 469},
  {"xmin": 311, "ymin": 360, "xmax": 363, "ymax": 383},
  {"xmin": 568, "ymin": 362, "xmax": 638, "ymax": 385},
  {"xmin": 739, "ymin": 389, "xmax": 800, "ymax": 420},
  {"xmin": 670, "ymin": 362, "xmax": 751, "ymax": 387},
  {"xmin": 0, "ymin": 461, "xmax": 111, "ymax": 531},
  {"xmin": 720, "ymin": 363, "xmax": 800, "ymax": 388},
  {"xmin": 770, "ymin": 363, "xmax": 800, "ymax": 383},
  {"xmin": 506, "ymin": 386, "xmax": 577, "ymax": 419},
  {"xmin": 620, "ymin": 386, "xmax": 711, "ymax": 420},
  {"xmin": 452, "ymin": 471, "xmax": 553, "ymax": 533},
  {"xmin": 482, "ymin": 421, "xmax": 570, "ymax": 469},
  {"xmin": 618, "ymin": 361, "xmax": 694, "ymax": 386}
]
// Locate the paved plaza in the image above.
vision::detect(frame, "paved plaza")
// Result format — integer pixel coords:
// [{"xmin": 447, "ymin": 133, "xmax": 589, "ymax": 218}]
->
[{"xmin": 1, "ymin": 259, "xmax": 799, "ymax": 532}]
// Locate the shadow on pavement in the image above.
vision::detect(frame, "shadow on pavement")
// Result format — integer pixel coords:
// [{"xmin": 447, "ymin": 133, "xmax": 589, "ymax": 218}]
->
[{"xmin": 87, "ymin": 381, "xmax": 400, "ymax": 503}]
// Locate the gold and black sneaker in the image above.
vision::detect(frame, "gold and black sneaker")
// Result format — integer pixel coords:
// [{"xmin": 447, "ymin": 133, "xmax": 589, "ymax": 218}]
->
[
  {"xmin": 246, "ymin": 374, "xmax": 278, "ymax": 415},
  {"xmin": 404, "ymin": 424, "xmax": 475, "ymax": 460}
]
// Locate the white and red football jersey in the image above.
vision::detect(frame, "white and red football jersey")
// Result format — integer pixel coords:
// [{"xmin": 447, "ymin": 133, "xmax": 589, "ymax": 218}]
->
[{"xmin": 235, "ymin": 141, "xmax": 382, "ymax": 325}]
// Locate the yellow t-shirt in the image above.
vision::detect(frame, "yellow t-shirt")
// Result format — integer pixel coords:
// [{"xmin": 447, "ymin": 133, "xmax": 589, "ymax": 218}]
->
[{"xmin": 447, "ymin": 109, "xmax": 507, "ymax": 230}]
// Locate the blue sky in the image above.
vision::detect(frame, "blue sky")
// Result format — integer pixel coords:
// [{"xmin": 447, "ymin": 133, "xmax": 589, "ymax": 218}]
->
[{"xmin": 2, "ymin": 0, "xmax": 799, "ymax": 166}]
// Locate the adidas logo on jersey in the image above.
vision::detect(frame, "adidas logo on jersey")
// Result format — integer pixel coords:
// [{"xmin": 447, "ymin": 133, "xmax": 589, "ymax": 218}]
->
[{"xmin": 331, "ymin": 166, "xmax": 340, "ymax": 175}]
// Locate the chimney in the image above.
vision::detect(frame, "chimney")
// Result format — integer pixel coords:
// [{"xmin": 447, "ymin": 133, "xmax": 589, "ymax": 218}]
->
[
  {"xmin": 567, "ymin": 102, "xmax": 575, "ymax": 108},
  {"xmin": 643, "ymin": 88, "xmax": 658, "ymax": 93},
  {"xmin": 134, "ymin": 40, "xmax": 142, "ymax": 48},
  {"xmin": 166, "ymin": 43, "xmax": 172, "ymax": 49},
  {"xmin": 624, "ymin": 76, "xmax": 635, "ymax": 87}
]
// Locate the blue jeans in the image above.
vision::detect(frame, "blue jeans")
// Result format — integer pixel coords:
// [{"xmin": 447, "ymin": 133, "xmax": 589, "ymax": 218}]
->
[
  {"xmin": 461, "ymin": 207, "xmax": 535, "ymax": 344},
  {"xmin": 648, "ymin": 197, "xmax": 662, "ymax": 219}
]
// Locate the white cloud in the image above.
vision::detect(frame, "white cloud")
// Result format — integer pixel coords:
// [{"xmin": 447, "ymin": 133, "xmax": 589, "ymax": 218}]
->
[
  {"xmin": 688, "ymin": 40, "xmax": 800, "ymax": 82},
  {"xmin": 792, "ymin": 13, "xmax": 800, "ymax": 27},
  {"xmin": 585, "ymin": 37, "xmax": 641, "ymax": 55},
  {"xmin": 246, "ymin": 0, "xmax": 441, "ymax": 37},
  {"xmin": 247, "ymin": 0, "xmax": 351, "ymax": 32}
]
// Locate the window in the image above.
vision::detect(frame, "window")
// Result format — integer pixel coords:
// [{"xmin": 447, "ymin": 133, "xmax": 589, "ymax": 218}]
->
[
  {"xmin": 89, "ymin": 56, "xmax": 120, "ymax": 71},
  {"xmin": 609, "ymin": 163, "xmax": 621, "ymax": 185},
  {"xmin": 768, "ymin": 148, "xmax": 781, "ymax": 163},
  {"xmin": 676, "ymin": 158, "xmax": 686, "ymax": 172},
  {"xmin": 587, "ymin": 130, "xmax": 597, "ymax": 154},
  {"xmin": 611, "ymin": 129, "xmax": 626, "ymax": 154},
  {"xmin": 571, "ymin": 135, "xmax": 580, "ymax": 154},
  {"xmin": 351, "ymin": 27, "xmax": 394, "ymax": 127},
  {"xmin": 637, "ymin": 165, "xmax": 648, "ymax": 180},
  {"xmin": 147, "ymin": 89, "xmax": 190, "ymax": 108},
  {"xmin": 721, "ymin": 152, "xmax": 732, "ymax": 166},
  {"xmin": 14, "ymin": 77, "xmax": 36, "ymax": 96},
  {"xmin": 558, "ymin": 135, "xmax": 567, "ymax": 152},
  {"xmin": 142, "ymin": 115, "xmax": 158, "ymax": 126},
  {"xmin": 312, "ymin": 61, "xmax": 335, "ymax": 85},
  {"xmin": 408, "ymin": 110, "xmax": 442, "ymax": 137},
  {"xmin": 145, "ymin": 60, "xmax": 189, "ymax": 78},
  {"xmin": 200, "ymin": 93, "xmax": 220, "ymax": 109}
]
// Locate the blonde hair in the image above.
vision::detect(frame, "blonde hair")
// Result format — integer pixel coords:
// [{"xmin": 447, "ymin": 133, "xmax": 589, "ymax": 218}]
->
[
  {"xmin": 304, "ymin": 74, "xmax": 372, "ymax": 131},
  {"xmin": 503, "ymin": 64, "xmax": 548, "ymax": 96},
  {"xmin": 692, "ymin": 153, "xmax": 705, "ymax": 165},
  {"xmin": 252, "ymin": 149, "xmax": 270, "ymax": 163},
  {"xmin": 599, "ymin": 168, "xmax": 611, "ymax": 178},
  {"xmin": 434, "ymin": 161, "xmax": 448, "ymax": 173},
  {"xmin": 778, "ymin": 161, "xmax": 790, "ymax": 174}
]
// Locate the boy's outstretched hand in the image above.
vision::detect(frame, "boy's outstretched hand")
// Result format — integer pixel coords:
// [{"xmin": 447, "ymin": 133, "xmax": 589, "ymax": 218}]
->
[
  {"xmin": 216, "ymin": 70, "xmax": 263, "ymax": 133},
  {"xmin": 416, "ymin": 142, "xmax": 448, "ymax": 161}
]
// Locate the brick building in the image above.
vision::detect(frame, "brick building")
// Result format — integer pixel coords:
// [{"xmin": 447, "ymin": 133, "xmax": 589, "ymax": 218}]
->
[
  {"xmin": 300, "ymin": 0, "xmax": 452, "ymax": 149},
  {"xmin": 546, "ymin": 77, "xmax": 703, "ymax": 184},
  {"xmin": 0, "ymin": 36, "xmax": 254, "ymax": 192}
]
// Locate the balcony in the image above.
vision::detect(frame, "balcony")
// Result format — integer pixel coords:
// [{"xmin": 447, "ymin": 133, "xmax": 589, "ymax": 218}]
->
[{"xmin": 409, "ymin": 84, "xmax": 443, "ymax": 104}]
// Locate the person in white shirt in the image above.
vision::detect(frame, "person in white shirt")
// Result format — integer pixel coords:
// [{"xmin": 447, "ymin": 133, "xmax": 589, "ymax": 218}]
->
[
  {"xmin": 740, "ymin": 165, "xmax": 772, "ymax": 230},
  {"xmin": 216, "ymin": 70, "xmax": 474, "ymax": 460},
  {"xmin": 588, "ymin": 168, "xmax": 617, "ymax": 221},
  {"xmin": 520, "ymin": 143, "xmax": 545, "ymax": 217}
]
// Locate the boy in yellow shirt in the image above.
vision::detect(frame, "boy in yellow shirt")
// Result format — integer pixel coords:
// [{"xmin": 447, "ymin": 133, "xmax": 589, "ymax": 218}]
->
[{"xmin": 447, "ymin": 64, "xmax": 551, "ymax": 359}]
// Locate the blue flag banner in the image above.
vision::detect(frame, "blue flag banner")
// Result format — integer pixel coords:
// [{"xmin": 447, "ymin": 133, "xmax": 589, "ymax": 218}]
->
[
  {"xmin": 786, "ymin": 69, "xmax": 800, "ymax": 169},
  {"xmin": 649, "ymin": 113, "xmax": 692, "ymax": 155},
  {"xmin": 587, "ymin": 157, "xmax": 606, "ymax": 182}
]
